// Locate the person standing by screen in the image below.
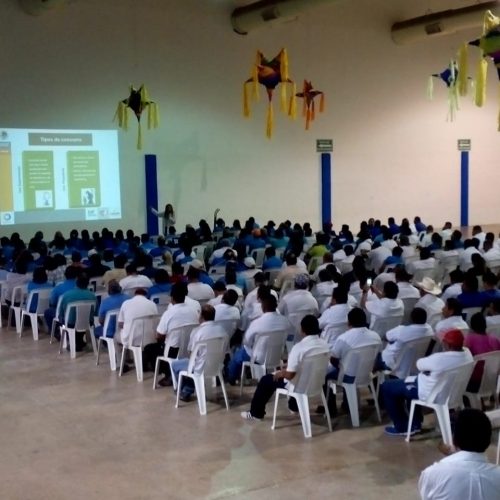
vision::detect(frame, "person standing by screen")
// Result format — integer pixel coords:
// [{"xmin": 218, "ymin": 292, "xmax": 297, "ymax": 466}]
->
[{"xmin": 150, "ymin": 203, "xmax": 176, "ymax": 236}]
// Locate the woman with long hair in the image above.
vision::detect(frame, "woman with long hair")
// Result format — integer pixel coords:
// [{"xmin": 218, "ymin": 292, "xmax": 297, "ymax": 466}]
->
[{"xmin": 150, "ymin": 203, "xmax": 176, "ymax": 236}]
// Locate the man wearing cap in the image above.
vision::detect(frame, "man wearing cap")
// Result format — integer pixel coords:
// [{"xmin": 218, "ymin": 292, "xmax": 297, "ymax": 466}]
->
[
  {"xmin": 381, "ymin": 329, "xmax": 473, "ymax": 436},
  {"xmin": 415, "ymin": 277, "xmax": 445, "ymax": 326},
  {"xmin": 277, "ymin": 274, "xmax": 319, "ymax": 317}
]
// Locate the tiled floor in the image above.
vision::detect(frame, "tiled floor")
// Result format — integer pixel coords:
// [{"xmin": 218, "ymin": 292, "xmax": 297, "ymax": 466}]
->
[{"xmin": 0, "ymin": 325, "xmax": 497, "ymax": 500}]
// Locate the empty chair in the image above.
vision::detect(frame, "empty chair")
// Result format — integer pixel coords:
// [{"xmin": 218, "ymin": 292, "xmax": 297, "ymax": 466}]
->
[
  {"xmin": 436, "ymin": 254, "xmax": 459, "ymax": 284},
  {"xmin": 59, "ymin": 300, "xmax": 96, "ymax": 359},
  {"xmin": 7, "ymin": 285, "xmax": 27, "ymax": 331},
  {"xmin": 406, "ymin": 361, "xmax": 475, "ymax": 445},
  {"xmin": 152, "ymin": 323, "xmax": 198, "ymax": 390},
  {"xmin": 328, "ymin": 344, "xmax": 382, "ymax": 428},
  {"xmin": 464, "ymin": 351, "xmax": 500, "ymax": 409},
  {"xmin": 271, "ymin": 351, "xmax": 332, "ymax": 438},
  {"xmin": 487, "ymin": 323, "xmax": 500, "ymax": 338},
  {"xmin": 18, "ymin": 288, "xmax": 52, "ymax": 340},
  {"xmin": 96, "ymin": 309, "xmax": 121, "ymax": 371},
  {"xmin": 175, "ymin": 337, "xmax": 229, "ymax": 415},
  {"xmin": 370, "ymin": 314, "xmax": 403, "ymax": 340},
  {"xmin": 119, "ymin": 314, "xmax": 160, "ymax": 381},
  {"xmin": 240, "ymin": 330, "xmax": 287, "ymax": 395}
]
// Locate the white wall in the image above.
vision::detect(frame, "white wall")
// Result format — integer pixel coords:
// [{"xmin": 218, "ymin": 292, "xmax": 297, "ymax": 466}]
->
[{"xmin": 1, "ymin": 0, "xmax": 498, "ymax": 240}]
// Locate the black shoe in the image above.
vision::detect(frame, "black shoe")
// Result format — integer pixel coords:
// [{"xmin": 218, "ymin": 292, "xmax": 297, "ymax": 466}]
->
[
  {"xmin": 158, "ymin": 376, "xmax": 173, "ymax": 387},
  {"xmin": 179, "ymin": 393, "xmax": 192, "ymax": 402}
]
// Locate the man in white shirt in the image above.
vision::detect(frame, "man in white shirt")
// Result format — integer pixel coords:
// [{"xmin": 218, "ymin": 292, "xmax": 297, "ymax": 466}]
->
[
  {"xmin": 378, "ymin": 307, "xmax": 433, "ymax": 372},
  {"xmin": 440, "ymin": 269, "xmax": 464, "ymax": 302},
  {"xmin": 274, "ymin": 254, "xmax": 306, "ymax": 290},
  {"xmin": 119, "ymin": 263, "xmax": 153, "ymax": 293},
  {"xmin": 419, "ymin": 408, "xmax": 500, "ymax": 500},
  {"xmin": 459, "ymin": 239, "xmax": 481, "ymax": 272},
  {"xmin": 368, "ymin": 243, "xmax": 391, "ymax": 274},
  {"xmin": 240, "ymin": 284, "xmax": 279, "ymax": 331},
  {"xmin": 381, "ymin": 329, "xmax": 473, "ymax": 435},
  {"xmin": 395, "ymin": 267, "xmax": 420, "ymax": 299},
  {"xmin": 227, "ymin": 295, "xmax": 292, "ymax": 385},
  {"xmin": 361, "ymin": 280, "xmax": 405, "ymax": 328},
  {"xmin": 241, "ymin": 315, "xmax": 329, "ymax": 420},
  {"xmin": 434, "ymin": 298, "xmax": 469, "ymax": 340},
  {"xmin": 415, "ymin": 277, "xmax": 445, "ymax": 326},
  {"xmin": 319, "ymin": 286, "xmax": 351, "ymax": 348},
  {"xmin": 278, "ymin": 274, "xmax": 319, "ymax": 317},
  {"xmin": 407, "ymin": 248, "xmax": 437, "ymax": 278},
  {"xmin": 486, "ymin": 298, "xmax": 500, "ymax": 328},
  {"xmin": 170, "ymin": 304, "xmax": 227, "ymax": 402},
  {"xmin": 186, "ymin": 267, "xmax": 215, "ymax": 302},
  {"xmin": 214, "ymin": 289, "xmax": 240, "ymax": 322},
  {"xmin": 471, "ymin": 225, "xmax": 487, "ymax": 248},
  {"xmin": 483, "ymin": 240, "xmax": 500, "ymax": 263},
  {"xmin": 143, "ymin": 283, "xmax": 199, "ymax": 384}
]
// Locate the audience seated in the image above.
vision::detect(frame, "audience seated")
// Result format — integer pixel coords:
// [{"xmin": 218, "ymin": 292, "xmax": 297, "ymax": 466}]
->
[
  {"xmin": 94, "ymin": 280, "xmax": 130, "ymax": 338},
  {"xmin": 434, "ymin": 298, "xmax": 469, "ymax": 340}
]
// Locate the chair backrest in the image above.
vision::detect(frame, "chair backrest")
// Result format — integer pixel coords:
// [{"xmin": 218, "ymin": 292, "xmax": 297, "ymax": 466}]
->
[
  {"xmin": 292, "ymin": 350, "xmax": 330, "ymax": 396},
  {"xmin": 487, "ymin": 323, "xmax": 500, "ymax": 338},
  {"xmin": 102, "ymin": 308, "xmax": 120, "ymax": 338},
  {"xmin": 462, "ymin": 307, "xmax": 483, "ymax": 326},
  {"xmin": 370, "ymin": 315, "xmax": 403, "ymax": 340},
  {"xmin": 321, "ymin": 322, "xmax": 348, "ymax": 350},
  {"xmin": 279, "ymin": 278, "xmax": 295, "ymax": 298},
  {"xmin": 64, "ymin": 300, "xmax": 96, "ymax": 331},
  {"xmin": 10, "ymin": 285, "xmax": 26, "ymax": 304},
  {"xmin": 425, "ymin": 361, "xmax": 475, "ymax": 406},
  {"xmin": 472, "ymin": 351, "xmax": 500, "ymax": 397},
  {"xmin": 164, "ymin": 323, "xmax": 198, "ymax": 358},
  {"xmin": 338, "ymin": 343, "xmax": 381, "ymax": 386},
  {"xmin": 391, "ymin": 337, "xmax": 432, "ymax": 379},
  {"xmin": 307, "ymin": 256, "xmax": 322, "ymax": 274},
  {"xmin": 187, "ymin": 337, "xmax": 226, "ymax": 376},
  {"xmin": 25, "ymin": 288, "xmax": 52, "ymax": 314},
  {"xmin": 287, "ymin": 309, "xmax": 317, "ymax": 342},
  {"xmin": 251, "ymin": 330, "xmax": 287, "ymax": 368},
  {"xmin": 214, "ymin": 318, "xmax": 238, "ymax": 338},
  {"xmin": 401, "ymin": 297, "xmax": 418, "ymax": 325},
  {"xmin": 411, "ymin": 266, "xmax": 437, "ymax": 283},
  {"xmin": 150, "ymin": 293, "xmax": 171, "ymax": 314},
  {"xmin": 128, "ymin": 314, "xmax": 161, "ymax": 347},
  {"xmin": 192, "ymin": 245, "xmax": 206, "ymax": 261},
  {"xmin": 251, "ymin": 248, "xmax": 266, "ymax": 268}
]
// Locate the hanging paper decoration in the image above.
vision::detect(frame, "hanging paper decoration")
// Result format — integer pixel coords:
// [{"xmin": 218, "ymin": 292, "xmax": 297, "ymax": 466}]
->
[
  {"xmin": 427, "ymin": 61, "xmax": 460, "ymax": 122},
  {"xmin": 114, "ymin": 84, "xmax": 159, "ymax": 150},
  {"xmin": 461, "ymin": 10, "xmax": 500, "ymax": 129},
  {"xmin": 243, "ymin": 49, "xmax": 297, "ymax": 139},
  {"xmin": 295, "ymin": 80, "xmax": 325, "ymax": 130}
]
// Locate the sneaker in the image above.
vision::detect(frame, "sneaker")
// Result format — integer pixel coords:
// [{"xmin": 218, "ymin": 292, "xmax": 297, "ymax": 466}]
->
[
  {"xmin": 240, "ymin": 411, "xmax": 262, "ymax": 421},
  {"xmin": 384, "ymin": 425, "xmax": 421, "ymax": 437}
]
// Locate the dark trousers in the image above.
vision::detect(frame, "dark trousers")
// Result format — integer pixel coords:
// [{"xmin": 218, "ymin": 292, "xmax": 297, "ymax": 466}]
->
[
  {"xmin": 142, "ymin": 341, "xmax": 178, "ymax": 373},
  {"xmin": 250, "ymin": 374, "xmax": 298, "ymax": 419},
  {"xmin": 381, "ymin": 378, "xmax": 421, "ymax": 432}
]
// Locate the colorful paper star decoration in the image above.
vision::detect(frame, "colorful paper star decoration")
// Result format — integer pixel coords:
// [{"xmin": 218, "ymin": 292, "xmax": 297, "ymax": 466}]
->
[
  {"xmin": 427, "ymin": 61, "xmax": 461, "ymax": 122},
  {"xmin": 295, "ymin": 80, "xmax": 325, "ymax": 130},
  {"xmin": 243, "ymin": 49, "xmax": 297, "ymax": 139},
  {"xmin": 114, "ymin": 84, "xmax": 159, "ymax": 150},
  {"xmin": 460, "ymin": 10, "xmax": 500, "ymax": 129}
]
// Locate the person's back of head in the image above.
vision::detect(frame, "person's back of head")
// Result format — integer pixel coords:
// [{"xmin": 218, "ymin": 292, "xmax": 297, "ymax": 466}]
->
[
  {"xmin": 449, "ymin": 269, "xmax": 464, "ymax": 284},
  {"xmin": 446, "ymin": 298, "xmax": 463, "ymax": 317},
  {"xmin": 261, "ymin": 294, "xmax": 277, "ymax": 313},
  {"xmin": 253, "ymin": 271, "xmax": 266, "ymax": 286},
  {"xmin": 332, "ymin": 285, "xmax": 348, "ymax": 305},
  {"xmin": 471, "ymin": 237, "xmax": 480, "ymax": 249},
  {"xmin": 186, "ymin": 267, "xmax": 200, "ymax": 282},
  {"xmin": 170, "ymin": 282, "xmax": 187, "ymax": 304},
  {"xmin": 64, "ymin": 265, "xmax": 78, "ymax": 281},
  {"xmin": 411, "ymin": 307, "xmax": 427, "ymax": 325},
  {"xmin": 384, "ymin": 281, "xmax": 399, "ymax": 299},
  {"xmin": 300, "ymin": 314, "xmax": 320, "ymax": 336},
  {"xmin": 470, "ymin": 313, "xmax": 487, "ymax": 334},
  {"xmin": 257, "ymin": 284, "xmax": 272, "ymax": 302},
  {"xmin": 420, "ymin": 247, "xmax": 431, "ymax": 260},
  {"xmin": 108, "ymin": 279, "xmax": 122, "ymax": 295},
  {"xmin": 472, "ymin": 225, "xmax": 482, "ymax": 235},
  {"xmin": 285, "ymin": 253, "xmax": 297, "ymax": 266},
  {"xmin": 225, "ymin": 269, "xmax": 237, "ymax": 286},
  {"xmin": 265, "ymin": 246, "xmax": 276, "ymax": 258},
  {"xmin": 453, "ymin": 408, "xmax": 492, "ymax": 453},
  {"xmin": 392, "ymin": 246, "xmax": 403, "ymax": 258},
  {"xmin": 76, "ymin": 273, "xmax": 90, "ymax": 290},
  {"xmin": 72, "ymin": 251, "xmax": 82, "ymax": 263},
  {"xmin": 125, "ymin": 263, "xmax": 137, "ymax": 275},
  {"xmin": 348, "ymin": 307, "xmax": 367, "ymax": 328},
  {"xmin": 483, "ymin": 240, "xmax": 493, "ymax": 252},
  {"xmin": 294, "ymin": 274, "xmax": 309, "ymax": 290},
  {"xmin": 154, "ymin": 268, "xmax": 170, "ymax": 285},
  {"xmin": 463, "ymin": 273, "xmax": 479, "ymax": 292},
  {"xmin": 444, "ymin": 239, "xmax": 455, "ymax": 251},
  {"xmin": 344, "ymin": 244, "xmax": 354, "ymax": 256},
  {"xmin": 114, "ymin": 253, "xmax": 127, "ymax": 269},
  {"xmin": 32, "ymin": 266, "xmax": 48, "ymax": 284},
  {"xmin": 134, "ymin": 287, "xmax": 148, "ymax": 297},
  {"xmin": 492, "ymin": 298, "xmax": 500, "ymax": 315},
  {"xmin": 483, "ymin": 271, "xmax": 498, "ymax": 288},
  {"xmin": 200, "ymin": 304, "xmax": 215, "ymax": 322},
  {"xmin": 222, "ymin": 289, "xmax": 238, "ymax": 307},
  {"xmin": 318, "ymin": 269, "xmax": 332, "ymax": 283},
  {"xmin": 89, "ymin": 253, "xmax": 101, "ymax": 266},
  {"xmin": 141, "ymin": 233, "xmax": 150, "ymax": 244},
  {"xmin": 213, "ymin": 281, "xmax": 226, "ymax": 294}
]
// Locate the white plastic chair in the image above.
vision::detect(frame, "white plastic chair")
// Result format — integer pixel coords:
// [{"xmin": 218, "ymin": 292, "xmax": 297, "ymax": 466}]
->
[
  {"xmin": 18, "ymin": 288, "xmax": 52, "ymax": 340},
  {"xmin": 175, "ymin": 337, "xmax": 229, "ymax": 415},
  {"xmin": 240, "ymin": 330, "xmax": 287, "ymax": 395},
  {"xmin": 251, "ymin": 248, "xmax": 266, "ymax": 268},
  {"xmin": 462, "ymin": 307, "xmax": 483, "ymax": 326},
  {"xmin": 286, "ymin": 309, "xmax": 317, "ymax": 353},
  {"xmin": 320, "ymin": 322, "xmax": 348, "ymax": 351},
  {"xmin": 150, "ymin": 292, "xmax": 171, "ymax": 315},
  {"xmin": 370, "ymin": 314, "xmax": 403, "ymax": 340},
  {"xmin": 96, "ymin": 309, "xmax": 121, "ymax": 371},
  {"xmin": 487, "ymin": 323, "xmax": 500, "ymax": 338},
  {"xmin": 119, "ymin": 314, "xmax": 160, "ymax": 382},
  {"xmin": 49, "ymin": 296, "xmax": 64, "ymax": 344},
  {"xmin": 328, "ymin": 344, "xmax": 381, "ymax": 428},
  {"xmin": 214, "ymin": 318, "xmax": 238, "ymax": 339},
  {"xmin": 58, "ymin": 300, "xmax": 96, "ymax": 359},
  {"xmin": 271, "ymin": 350, "xmax": 332, "ymax": 438},
  {"xmin": 436, "ymin": 254, "xmax": 459, "ymax": 284},
  {"xmin": 485, "ymin": 409, "xmax": 500, "ymax": 465},
  {"xmin": 406, "ymin": 361, "xmax": 475, "ymax": 445},
  {"xmin": 192, "ymin": 245, "xmax": 206, "ymax": 262},
  {"xmin": 152, "ymin": 323, "xmax": 198, "ymax": 390},
  {"xmin": 464, "ymin": 351, "xmax": 500, "ymax": 409},
  {"xmin": 7, "ymin": 285, "xmax": 27, "ymax": 331}
]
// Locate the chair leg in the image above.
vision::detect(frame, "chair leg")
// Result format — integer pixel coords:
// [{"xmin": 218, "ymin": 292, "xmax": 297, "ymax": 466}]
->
[
  {"xmin": 68, "ymin": 329, "xmax": 76, "ymax": 359},
  {"xmin": 295, "ymin": 394, "xmax": 312, "ymax": 438},
  {"xmin": 31, "ymin": 314, "xmax": 39, "ymax": 341},
  {"xmin": 239, "ymin": 362, "xmax": 246, "ymax": 397},
  {"xmin": 369, "ymin": 381, "xmax": 382, "ymax": 422},
  {"xmin": 108, "ymin": 340, "xmax": 117, "ymax": 371},
  {"xmin": 343, "ymin": 384, "xmax": 360, "ymax": 428},
  {"xmin": 406, "ymin": 401, "xmax": 417, "ymax": 442},
  {"xmin": 218, "ymin": 371, "xmax": 230, "ymax": 411},
  {"xmin": 168, "ymin": 361, "xmax": 177, "ymax": 391},
  {"xmin": 59, "ymin": 328, "xmax": 65, "ymax": 354},
  {"xmin": 496, "ymin": 431, "xmax": 499, "ymax": 466},
  {"xmin": 435, "ymin": 406, "xmax": 453, "ymax": 446},
  {"xmin": 18, "ymin": 311, "xmax": 25, "ymax": 336},
  {"xmin": 132, "ymin": 348, "xmax": 143, "ymax": 382},
  {"xmin": 119, "ymin": 347, "xmax": 126, "ymax": 376},
  {"xmin": 321, "ymin": 391, "xmax": 333, "ymax": 433},
  {"xmin": 88, "ymin": 327, "xmax": 97, "ymax": 355},
  {"xmin": 152, "ymin": 357, "xmax": 160, "ymax": 389},
  {"xmin": 467, "ymin": 393, "xmax": 481, "ymax": 410},
  {"xmin": 96, "ymin": 338, "xmax": 102, "ymax": 365},
  {"xmin": 376, "ymin": 372, "xmax": 385, "ymax": 399},
  {"xmin": 271, "ymin": 391, "xmax": 281, "ymax": 430},
  {"xmin": 175, "ymin": 373, "xmax": 184, "ymax": 408},
  {"xmin": 193, "ymin": 375, "xmax": 206, "ymax": 415}
]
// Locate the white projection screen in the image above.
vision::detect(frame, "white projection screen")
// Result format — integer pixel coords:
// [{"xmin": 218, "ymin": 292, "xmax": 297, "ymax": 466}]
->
[{"xmin": 0, "ymin": 128, "xmax": 121, "ymax": 226}]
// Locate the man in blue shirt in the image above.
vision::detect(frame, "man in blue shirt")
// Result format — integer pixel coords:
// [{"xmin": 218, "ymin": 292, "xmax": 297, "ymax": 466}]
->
[
  {"xmin": 44, "ymin": 266, "xmax": 78, "ymax": 333},
  {"xmin": 262, "ymin": 247, "xmax": 282, "ymax": 271},
  {"xmin": 94, "ymin": 280, "xmax": 130, "ymax": 338},
  {"xmin": 457, "ymin": 274, "xmax": 484, "ymax": 309}
]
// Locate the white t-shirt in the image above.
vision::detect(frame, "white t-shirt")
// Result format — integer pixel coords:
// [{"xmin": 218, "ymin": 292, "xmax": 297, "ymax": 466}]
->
[
  {"xmin": 331, "ymin": 327, "xmax": 382, "ymax": 359},
  {"xmin": 118, "ymin": 295, "xmax": 158, "ymax": 345},
  {"xmin": 366, "ymin": 297, "xmax": 404, "ymax": 319},
  {"xmin": 434, "ymin": 315, "xmax": 469, "ymax": 339},
  {"xmin": 119, "ymin": 274, "xmax": 153, "ymax": 291},
  {"xmin": 396, "ymin": 281, "xmax": 420, "ymax": 299},
  {"xmin": 382, "ymin": 323, "xmax": 434, "ymax": 369},
  {"xmin": 441, "ymin": 283, "xmax": 463, "ymax": 302},
  {"xmin": 318, "ymin": 303, "xmax": 350, "ymax": 331},
  {"xmin": 278, "ymin": 289, "xmax": 319, "ymax": 316},
  {"xmin": 459, "ymin": 247, "xmax": 481, "ymax": 272},
  {"xmin": 214, "ymin": 303, "xmax": 240, "ymax": 322},
  {"xmin": 419, "ymin": 451, "xmax": 500, "ymax": 500},
  {"xmin": 416, "ymin": 349, "xmax": 474, "ymax": 401},
  {"xmin": 157, "ymin": 302, "xmax": 199, "ymax": 347},
  {"xmin": 415, "ymin": 294, "xmax": 445, "ymax": 321},
  {"xmin": 187, "ymin": 282, "xmax": 215, "ymax": 301},
  {"xmin": 187, "ymin": 321, "xmax": 227, "ymax": 373}
]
